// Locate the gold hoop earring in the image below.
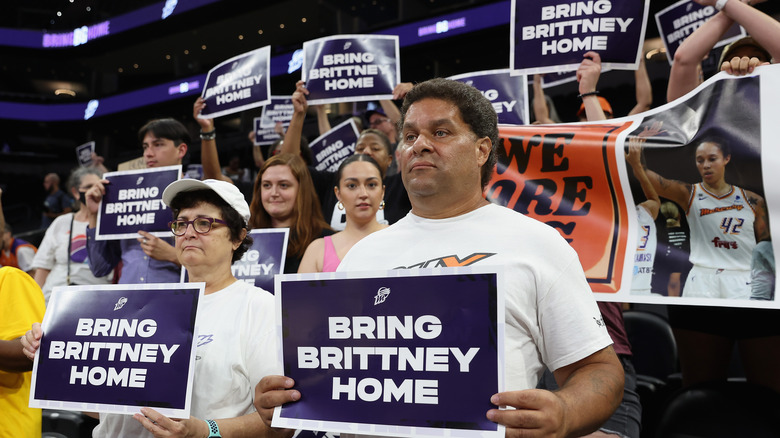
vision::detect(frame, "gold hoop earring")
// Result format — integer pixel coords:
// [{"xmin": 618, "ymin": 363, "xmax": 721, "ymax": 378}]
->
[
  {"xmin": 337, "ymin": 201, "xmax": 344, "ymax": 210},
  {"xmin": 379, "ymin": 200, "xmax": 385, "ymax": 210}
]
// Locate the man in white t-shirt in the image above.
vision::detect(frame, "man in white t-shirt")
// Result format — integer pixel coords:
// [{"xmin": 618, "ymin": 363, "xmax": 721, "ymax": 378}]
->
[{"xmin": 255, "ymin": 78, "xmax": 623, "ymax": 438}]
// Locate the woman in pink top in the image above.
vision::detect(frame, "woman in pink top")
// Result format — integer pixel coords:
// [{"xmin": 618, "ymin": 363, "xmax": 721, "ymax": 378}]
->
[{"xmin": 298, "ymin": 152, "xmax": 387, "ymax": 272}]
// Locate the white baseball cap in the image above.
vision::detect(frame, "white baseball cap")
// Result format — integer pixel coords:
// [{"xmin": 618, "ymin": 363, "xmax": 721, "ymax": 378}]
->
[{"xmin": 162, "ymin": 179, "xmax": 250, "ymax": 225}]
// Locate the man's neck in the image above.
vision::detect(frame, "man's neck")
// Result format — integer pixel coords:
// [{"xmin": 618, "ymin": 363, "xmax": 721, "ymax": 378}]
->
[{"xmin": 410, "ymin": 193, "xmax": 489, "ymax": 220}]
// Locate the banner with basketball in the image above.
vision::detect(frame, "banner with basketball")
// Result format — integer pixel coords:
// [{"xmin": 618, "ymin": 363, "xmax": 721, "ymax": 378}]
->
[{"xmin": 489, "ymin": 65, "xmax": 780, "ymax": 309}]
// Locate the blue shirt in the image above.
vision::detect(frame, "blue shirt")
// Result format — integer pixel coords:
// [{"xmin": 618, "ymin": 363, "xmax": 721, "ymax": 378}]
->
[{"xmin": 85, "ymin": 227, "xmax": 180, "ymax": 284}]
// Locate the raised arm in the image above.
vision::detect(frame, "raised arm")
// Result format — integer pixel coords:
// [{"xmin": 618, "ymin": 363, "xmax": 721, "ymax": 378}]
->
[
  {"xmin": 697, "ymin": 0, "xmax": 780, "ymax": 62},
  {"xmin": 315, "ymin": 105, "xmax": 332, "ymax": 135},
  {"xmin": 280, "ymin": 81, "xmax": 309, "ymax": 156},
  {"xmin": 194, "ymin": 97, "xmax": 232, "ymax": 183},
  {"xmin": 577, "ymin": 51, "xmax": 607, "ymax": 121},
  {"xmin": 532, "ymin": 75, "xmax": 556, "ymax": 125},
  {"xmin": 628, "ymin": 55, "xmax": 652, "ymax": 116},
  {"xmin": 746, "ymin": 189, "xmax": 771, "ymax": 242},
  {"xmin": 629, "ymin": 123, "xmax": 693, "ymax": 210},
  {"xmin": 667, "ymin": 8, "xmax": 737, "ymax": 101},
  {"xmin": 626, "ymin": 136, "xmax": 661, "ymax": 219}
]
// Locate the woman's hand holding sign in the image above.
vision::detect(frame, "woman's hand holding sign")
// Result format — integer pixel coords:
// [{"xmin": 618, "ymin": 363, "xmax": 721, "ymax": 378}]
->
[{"xmin": 137, "ymin": 231, "xmax": 180, "ymax": 266}]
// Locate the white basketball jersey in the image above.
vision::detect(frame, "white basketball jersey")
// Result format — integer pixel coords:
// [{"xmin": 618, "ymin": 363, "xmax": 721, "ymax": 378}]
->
[
  {"xmin": 632, "ymin": 205, "xmax": 657, "ymax": 292},
  {"xmin": 686, "ymin": 183, "xmax": 755, "ymax": 270}
]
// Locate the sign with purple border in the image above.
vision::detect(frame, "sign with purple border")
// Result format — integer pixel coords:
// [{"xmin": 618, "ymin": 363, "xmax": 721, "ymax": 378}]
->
[
  {"xmin": 272, "ymin": 267, "xmax": 506, "ymax": 438},
  {"xmin": 302, "ymin": 35, "xmax": 400, "ymax": 105},
  {"xmin": 29, "ymin": 282, "xmax": 204, "ymax": 418},
  {"xmin": 95, "ymin": 165, "xmax": 181, "ymax": 240},
  {"xmin": 310, "ymin": 118, "xmax": 360, "ymax": 173},
  {"xmin": 448, "ymin": 69, "xmax": 530, "ymax": 126},
  {"xmin": 76, "ymin": 141, "xmax": 95, "ymax": 167},
  {"xmin": 179, "ymin": 229, "xmax": 288, "ymax": 293},
  {"xmin": 199, "ymin": 46, "xmax": 271, "ymax": 119},
  {"xmin": 655, "ymin": 0, "xmax": 745, "ymax": 66},
  {"xmin": 510, "ymin": 0, "xmax": 650, "ymax": 75}
]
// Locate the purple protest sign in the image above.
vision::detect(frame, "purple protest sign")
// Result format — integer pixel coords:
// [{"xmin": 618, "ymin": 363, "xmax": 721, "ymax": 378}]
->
[
  {"xmin": 76, "ymin": 141, "xmax": 95, "ymax": 166},
  {"xmin": 181, "ymin": 229, "xmax": 289, "ymax": 293},
  {"xmin": 260, "ymin": 96, "xmax": 294, "ymax": 129},
  {"xmin": 254, "ymin": 96, "xmax": 294, "ymax": 146},
  {"xmin": 302, "ymin": 35, "xmax": 400, "ymax": 105},
  {"xmin": 253, "ymin": 118, "xmax": 282, "ymax": 147},
  {"xmin": 95, "ymin": 165, "xmax": 181, "ymax": 240},
  {"xmin": 310, "ymin": 118, "xmax": 360, "ymax": 172},
  {"xmin": 29, "ymin": 282, "xmax": 203, "ymax": 418},
  {"xmin": 655, "ymin": 0, "xmax": 745, "ymax": 66},
  {"xmin": 511, "ymin": 0, "xmax": 650, "ymax": 75},
  {"xmin": 449, "ymin": 69, "xmax": 529, "ymax": 125},
  {"xmin": 273, "ymin": 267, "xmax": 505, "ymax": 438},
  {"xmin": 199, "ymin": 46, "xmax": 271, "ymax": 119}
]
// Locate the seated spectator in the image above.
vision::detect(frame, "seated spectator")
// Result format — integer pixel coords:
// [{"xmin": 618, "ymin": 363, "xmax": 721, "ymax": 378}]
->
[
  {"xmin": 298, "ymin": 154, "xmax": 387, "ymax": 273},
  {"xmin": 250, "ymin": 153, "xmax": 333, "ymax": 274},
  {"xmin": 0, "ymin": 223, "xmax": 37, "ymax": 275},
  {"xmin": 32, "ymin": 167, "xmax": 113, "ymax": 304},
  {"xmin": 23, "ymin": 179, "xmax": 281, "ymax": 437}
]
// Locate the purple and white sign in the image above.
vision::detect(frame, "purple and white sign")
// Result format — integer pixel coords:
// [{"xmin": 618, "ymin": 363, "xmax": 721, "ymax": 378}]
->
[
  {"xmin": 655, "ymin": 0, "xmax": 745, "ymax": 66},
  {"xmin": 95, "ymin": 165, "xmax": 181, "ymax": 240},
  {"xmin": 449, "ymin": 69, "xmax": 530, "ymax": 125},
  {"xmin": 253, "ymin": 118, "xmax": 282, "ymax": 147},
  {"xmin": 302, "ymin": 35, "xmax": 400, "ymax": 105},
  {"xmin": 180, "ymin": 229, "xmax": 288, "ymax": 293},
  {"xmin": 76, "ymin": 141, "xmax": 95, "ymax": 166},
  {"xmin": 260, "ymin": 96, "xmax": 294, "ymax": 129},
  {"xmin": 273, "ymin": 267, "xmax": 506, "ymax": 438},
  {"xmin": 511, "ymin": 0, "xmax": 650, "ymax": 75},
  {"xmin": 29, "ymin": 282, "xmax": 204, "ymax": 418},
  {"xmin": 310, "ymin": 119, "xmax": 360, "ymax": 172},
  {"xmin": 199, "ymin": 46, "xmax": 271, "ymax": 119},
  {"xmin": 253, "ymin": 96, "xmax": 294, "ymax": 146}
]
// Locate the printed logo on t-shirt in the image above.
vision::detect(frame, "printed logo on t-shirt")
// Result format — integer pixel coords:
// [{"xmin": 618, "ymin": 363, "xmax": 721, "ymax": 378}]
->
[
  {"xmin": 70, "ymin": 233, "xmax": 89, "ymax": 263},
  {"xmin": 393, "ymin": 252, "xmax": 496, "ymax": 269},
  {"xmin": 197, "ymin": 334, "xmax": 214, "ymax": 347}
]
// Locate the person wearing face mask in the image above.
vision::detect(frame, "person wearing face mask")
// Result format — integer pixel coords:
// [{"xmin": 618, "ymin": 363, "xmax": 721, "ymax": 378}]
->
[{"xmin": 31, "ymin": 167, "xmax": 113, "ymax": 304}]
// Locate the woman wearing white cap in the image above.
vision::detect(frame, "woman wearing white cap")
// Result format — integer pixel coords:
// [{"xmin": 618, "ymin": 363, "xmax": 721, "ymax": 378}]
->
[{"xmin": 23, "ymin": 179, "xmax": 282, "ymax": 438}]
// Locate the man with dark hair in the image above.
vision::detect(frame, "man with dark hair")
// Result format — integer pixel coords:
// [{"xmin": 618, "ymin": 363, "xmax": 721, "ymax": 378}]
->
[
  {"xmin": 84, "ymin": 118, "xmax": 189, "ymax": 284},
  {"xmin": 41, "ymin": 172, "xmax": 73, "ymax": 228},
  {"xmin": 256, "ymin": 78, "xmax": 624, "ymax": 437}
]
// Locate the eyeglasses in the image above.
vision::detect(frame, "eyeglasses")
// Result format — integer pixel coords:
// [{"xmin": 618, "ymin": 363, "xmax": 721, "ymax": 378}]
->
[
  {"xmin": 169, "ymin": 217, "xmax": 227, "ymax": 236},
  {"xmin": 369, "ymin": 117, "xmax": 389, "ymax": 127}
]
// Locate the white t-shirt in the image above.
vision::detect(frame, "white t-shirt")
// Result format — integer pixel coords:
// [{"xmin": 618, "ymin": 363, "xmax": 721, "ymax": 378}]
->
[
  {"xmin": 339, "ymin": 203, "xmax": 612, "ymax": 391},
  {"xmin": 92, "ymin": 280, "xmax": 280, "ymax": 437},
  {"xmin": 31, "ymin": 213, "xmax": 112, "ymax": 303}
]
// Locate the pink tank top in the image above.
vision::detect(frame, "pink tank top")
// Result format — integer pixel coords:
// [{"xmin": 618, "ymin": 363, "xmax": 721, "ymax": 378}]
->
[{"xmin": 322, "ymin": 235, "xmax": 341, "ymax": 272}]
